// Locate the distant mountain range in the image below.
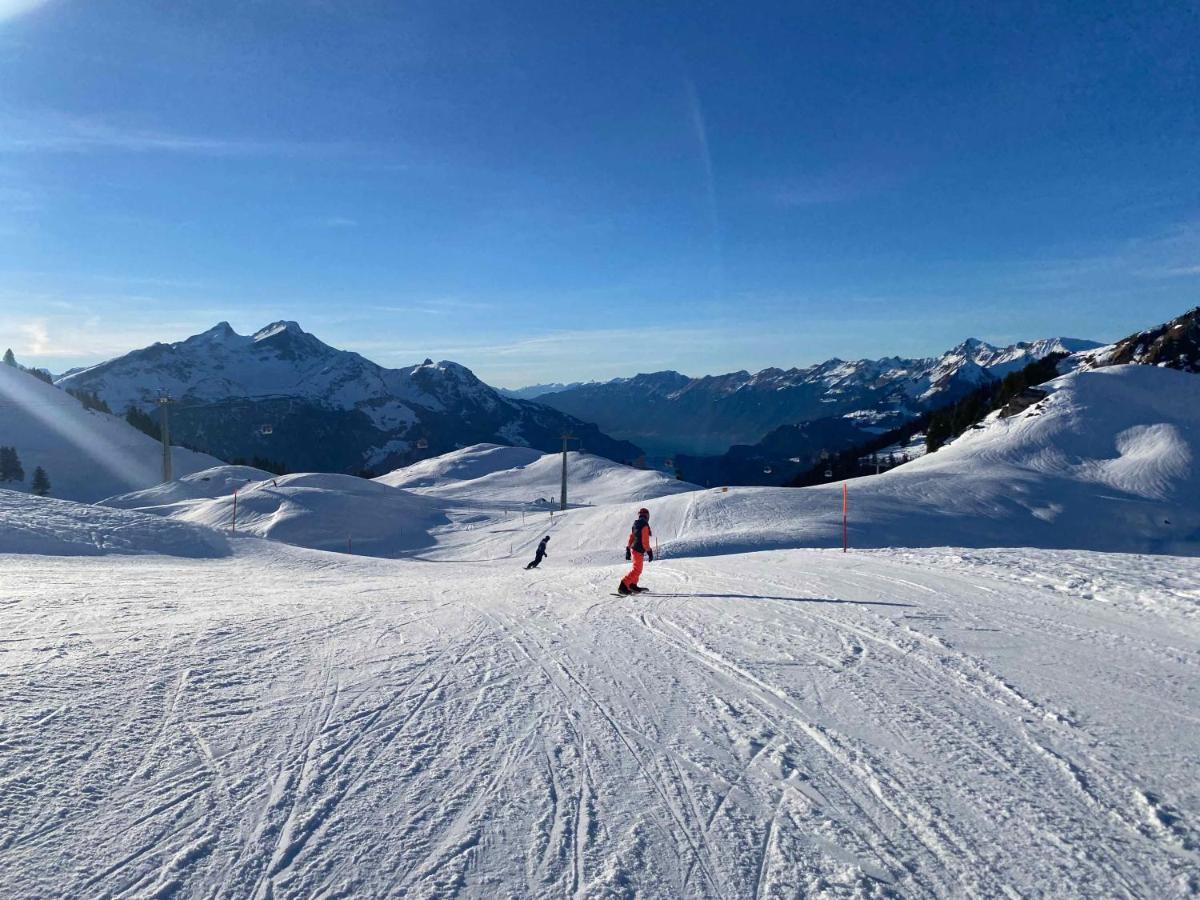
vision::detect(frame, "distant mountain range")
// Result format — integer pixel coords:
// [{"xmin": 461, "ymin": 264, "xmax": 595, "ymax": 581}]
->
[
  {"xmin": 675, "ymin": 307, "xmax": 1200, "ymax": 487},
  {"xmin": 529, "ymin": 337, "xmax": 1102, "ymax": 455},
  {"xmin": 496, "ymin": 382, "xmax": 585, "ymax": 400},
  {"xmin": 55, "ymin": 322, "xmax": 641, "ymax": 474}
]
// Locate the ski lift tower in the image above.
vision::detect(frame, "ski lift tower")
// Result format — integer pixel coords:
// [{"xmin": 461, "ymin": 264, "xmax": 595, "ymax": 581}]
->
[
  {"xmin": 157, "ymin": 395, "xmax": 174, "ymax": 483},
  {"xmin": 560, "ymin": 433, "xmax": 579, "ymax": 510}
]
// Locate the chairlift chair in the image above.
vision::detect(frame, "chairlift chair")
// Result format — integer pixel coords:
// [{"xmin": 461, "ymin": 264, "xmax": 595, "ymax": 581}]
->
[
  {"xmin": 259, "ymin": 423, "xmax": 273, "ymax": 436},
  {"xmin": 416, "ymin": 437, "xmax": 429, "ymax": 450}
]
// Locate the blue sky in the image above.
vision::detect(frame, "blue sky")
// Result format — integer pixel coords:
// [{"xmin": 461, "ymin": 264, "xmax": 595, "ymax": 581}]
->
[{"xmin": 1, "ymin": 0, "xmax": 1197, "ymax": 386}]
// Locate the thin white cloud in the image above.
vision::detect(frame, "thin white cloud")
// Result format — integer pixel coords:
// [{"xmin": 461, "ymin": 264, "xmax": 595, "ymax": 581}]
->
[
  {"xmin": 0, "ymin": 0, "xmax": 51, "ymax": 24},
  {"xmin": 0, "ymin": 109, "xmax": 360, "ymax": 158}
]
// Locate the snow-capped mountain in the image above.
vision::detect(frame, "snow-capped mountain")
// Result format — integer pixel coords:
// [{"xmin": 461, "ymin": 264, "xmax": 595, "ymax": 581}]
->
[
  {"xmin": 496, "ymin": 381, "xmax": 587, "ymax": 400},
  {"xmin": 55, "ymin": 322, "xmax": 641, "ymax": 473},
  {"xmin": 533, "ymin": 337, "xmax": 1101, "ymax": 455}
]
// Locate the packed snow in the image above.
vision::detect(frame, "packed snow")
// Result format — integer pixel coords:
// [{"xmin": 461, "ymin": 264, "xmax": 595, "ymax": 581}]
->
[
  {"xmin": 0, "ymin": 362, "xmax": 223, "ymax": 502},
  {"xmin": 2, "ymin": 362, "xmax": 1198, "ymax": 898},
  {"xmin": 1, "ymin": 538, "xmax": 1195, "ymax": 897},
  {"xmin": 0, "ymin": 489, "xmax": 229, "ymax": 557}
]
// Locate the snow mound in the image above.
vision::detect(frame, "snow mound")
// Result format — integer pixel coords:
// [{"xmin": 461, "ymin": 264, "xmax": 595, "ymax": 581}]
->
[
  {"xmin": 449, "ymin": 366, "xmax": 1200, "ymax": 559},
  {"xmin": 159, "ymin": 473, "xmax": 450, "ymax": 557},
  {"xmin": 102, "ymin": 465, "xmax": 276, "ymax": 509},
  {"xmin": 375, "ymin": 443, "xmax": 544, "ymax": 489},
  {"xmin": 401, "ymin": 448, "xmax": 698, "ymax": 506},
  {"xmin": 0, "ymin": 490, "xmax": 230, "ymax": 558},
  {"xmin": 0, "ymin": 362, "xmax": 222, "ymax": 503}
]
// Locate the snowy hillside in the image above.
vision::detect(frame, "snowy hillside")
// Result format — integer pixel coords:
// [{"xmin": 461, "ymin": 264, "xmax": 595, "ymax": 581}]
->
[
  {"xmin": 102, "ymin": 464, "xmax": 277, "ymax": 509},
  {"xmin": 375, "ymin": 443, "xmax": 545, "ymax": 490},
  {"xmin": 55, "ymin": 321, "xmax": 641, "ymax": 473},
  {"xmin": 381, "ymin": 444, "xmax": 698, "ymax": 507},
  {"xmin": 534, "ymin": 336, "xmax": 1101, "ymax": 454},
  {"xmin": 0, "ymin": 361, "xmax": 223, "ymax": 502},
  {"xmin": 106, "ymin": 471, "xmax": 451, "ymax": 558},
  {"xmin": 0, "ymin": 490, "xmax": 229, "ymax": 557}
]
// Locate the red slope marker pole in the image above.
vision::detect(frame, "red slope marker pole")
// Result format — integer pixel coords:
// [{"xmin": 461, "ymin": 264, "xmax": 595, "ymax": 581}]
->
[{"xmin": 842, "ymin": 482, "xmax": 848, "ymax": 553}]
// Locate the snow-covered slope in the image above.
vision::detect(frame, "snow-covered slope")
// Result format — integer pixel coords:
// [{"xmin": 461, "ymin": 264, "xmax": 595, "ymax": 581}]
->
[
  {"xmin": 374, "ymin": 443, "xmax": 545, "ymax": 490},
  {"xmin": 382, "ymin": 445, "xmax": 698, "ymax": 506},
  {"xmin": 113, "ymin": 472, "xmax": 452, "ymax": 558},
  {"xmin": 102, "ymin": 464, "xmax": 276, "ymax": 509},
  {"xmin": 0, "ymin": 489, "xmax": 229, "ymax": 557},
  {"xmin": 55, "ymin": 322, "xmax": 641, "ymax": 473},
  {"xmin": 0, "ymin": 361, "xmax": 223, "ymax": 502},
  {"xmin": 443, "ymin": 365, "xmax": 1200, "ymax": 559},
  {"xmin": 2, "ymin": 540, "xmax": 1195, "ymax": 897}
]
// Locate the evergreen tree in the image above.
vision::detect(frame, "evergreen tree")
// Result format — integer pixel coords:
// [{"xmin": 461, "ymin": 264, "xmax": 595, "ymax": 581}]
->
[
  {"xmin": 2, "ymin": 348, "xmax": 15, "ymax": 367},
  {"xmin": 31, "ymin": 466, "xmax": 50, "ymax": 496},
  {"xmin": 68, "ymin": 388, "xmax": 112, "ymax": 414},
  {"xmin": 125, "ymin": 406, "xmax": 161, "ymax": 440},
  {"xmin": 0, "ymin": 446, "xmax": 24, "ymax": 482}
]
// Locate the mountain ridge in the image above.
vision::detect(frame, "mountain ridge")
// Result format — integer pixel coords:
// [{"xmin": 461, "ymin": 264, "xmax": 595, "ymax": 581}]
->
[
  {"xmin": 529, "ymin": 337, "xmax": 1101, "ymax": 454},
  {"xmin": 56, "ymin": 322, "xmax": 642, "ymax": 474}
]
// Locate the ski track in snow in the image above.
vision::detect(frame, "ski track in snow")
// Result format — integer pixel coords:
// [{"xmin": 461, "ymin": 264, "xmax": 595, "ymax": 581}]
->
[{"xmin": 1, "ymin": 544, "xmax": 1198, "ymax": 899}]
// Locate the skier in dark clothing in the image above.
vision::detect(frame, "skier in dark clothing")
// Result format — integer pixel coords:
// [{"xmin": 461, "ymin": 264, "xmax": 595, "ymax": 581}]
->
[
  {"xmin": 617, "ymin": 508, "xmax": 652, "ymax": 595},
  {"xmin": 525, "ymin": 535, "xmax": 550, "ymax": 569}
]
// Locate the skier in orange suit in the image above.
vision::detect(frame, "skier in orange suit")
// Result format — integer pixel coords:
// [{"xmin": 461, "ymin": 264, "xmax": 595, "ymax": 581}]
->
[{"xmin": 617, "ymin": 507, "xmax": 652, "ymax": 595}]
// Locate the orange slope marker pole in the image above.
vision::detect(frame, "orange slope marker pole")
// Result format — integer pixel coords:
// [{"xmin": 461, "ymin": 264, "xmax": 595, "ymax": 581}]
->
[{"xmin": 842, "ymin": 482, "xmax": 848, "ymax": 553}]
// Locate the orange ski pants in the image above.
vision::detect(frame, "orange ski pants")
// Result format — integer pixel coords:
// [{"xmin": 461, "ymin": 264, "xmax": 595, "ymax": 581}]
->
[{"xmin": 622, "ymin": 551, "xmax": 644, "ymax": 588}]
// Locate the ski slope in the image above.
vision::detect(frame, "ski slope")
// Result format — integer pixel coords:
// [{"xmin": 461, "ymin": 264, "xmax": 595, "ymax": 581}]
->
[
  {"xmin": 0, "ymin": 362, "xmax": 222, "ymax": 502},
  {"xmin": 1, "ymin": 539, "xmax": 1196, "ymax": 898}
]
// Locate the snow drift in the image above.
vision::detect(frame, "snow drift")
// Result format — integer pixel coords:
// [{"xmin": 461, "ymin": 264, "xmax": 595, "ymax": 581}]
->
[
  {"xmin": 0, "ymin": 490, "xmax": 230, "ymax": 557},
  {"xmin": 144, "ymin": 472, "xmax": 451, "ymax": 557},
  {"xmin": 375, "ymin": 443, "xmax": 544, "ymax": 490},
  {"xmin": 102, "ymin": 465, "xmax": 276, "ymax": 509},
  {"xmin": 0, "ymin": 362, "xmax": 222, "ymax": 503}
]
